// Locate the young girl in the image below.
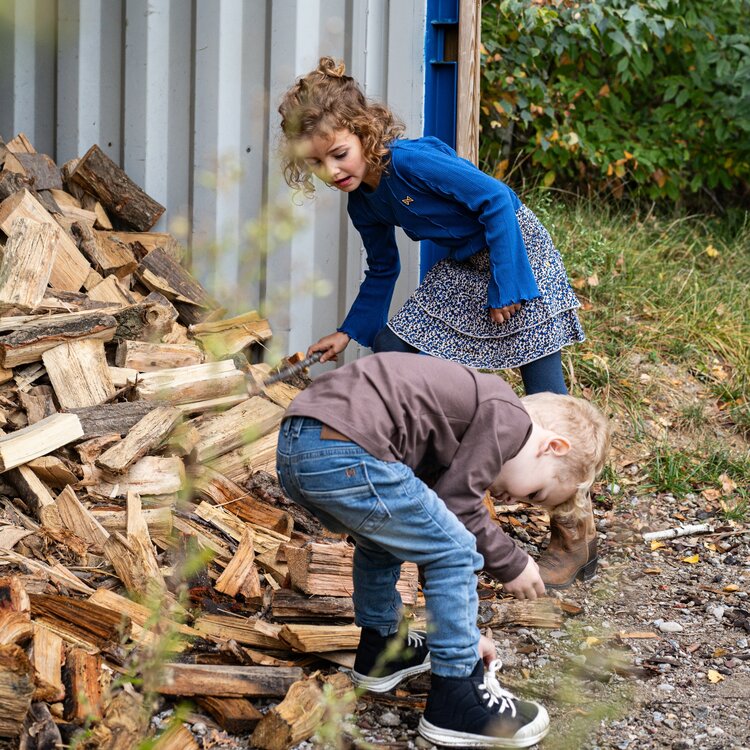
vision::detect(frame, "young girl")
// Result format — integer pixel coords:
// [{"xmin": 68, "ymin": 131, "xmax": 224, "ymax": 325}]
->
[{"xmin": 278, "ymin": 58, "xmax": 594, "ymax": 587}]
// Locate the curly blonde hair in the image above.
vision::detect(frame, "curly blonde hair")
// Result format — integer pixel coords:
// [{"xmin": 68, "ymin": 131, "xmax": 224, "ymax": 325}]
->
[
  {"xmin": 278, "ymin": 57, "xmax": 405, "ymax": 196},
  {"xmin": 520, "ymin": 392, "xmax": 611, "ymax": 517}
]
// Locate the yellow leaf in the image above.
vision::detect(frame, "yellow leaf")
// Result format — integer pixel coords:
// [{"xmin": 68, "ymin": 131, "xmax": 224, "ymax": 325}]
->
[
  {"xmin": 584, "ymin": 636, "xmax": 601, "ymax": 646},
  {"xmin": 719, "ymin": 473, "xmax": 736, "ymax": 494},
  {"xmin": 493, "ymin": 159, "xmax": 510, "ymax": 181},
  {"xmin": 707, "ymin": 669, "xmax": 724, "ymax": 683},
  {"xmin": 713, "ymin": 648, "xmax": 727, "ymax": 658},
  {"xmin": 682, "ymin": 554, "xmax": 700, "ymax": 564},
  {"xmin": 598, "ymin": 83, "xmax": 610, "ymax": 97},
  {"xmin": 650, "ymin": 541, "xmax": 666, "ymax": 550},
  {"xmin": 704, "ymin": 542, "xmax": 717, "ymax": 552},
  {"xmin": 542, "ymin": 171, "xmax": 556, "ymax": 187},
  {"xmin": 723, "ymin": 584, "xmax": 740, "ymax": 592},
  {"xmin": 705, "ymin": 244, "xmax": 719, "ymax": 258},
  {"xmin": 624, "ymin": 150, "xmax": 634, "ymax": 159}
]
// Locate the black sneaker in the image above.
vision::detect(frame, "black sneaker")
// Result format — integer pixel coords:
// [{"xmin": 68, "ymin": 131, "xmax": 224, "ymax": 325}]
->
[
  {"xmin": 351, "ymin": 626, "xmax": 431, "ymax": 693},
  {"xmin": 419, "ymin": 659, "xmax": 549, "ymax": 748}
]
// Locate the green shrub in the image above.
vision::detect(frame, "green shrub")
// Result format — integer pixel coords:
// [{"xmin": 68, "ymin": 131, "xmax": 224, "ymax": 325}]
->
[{"xmin": 480, "ymin": 0, "xmax": 750, "ymax": 203}]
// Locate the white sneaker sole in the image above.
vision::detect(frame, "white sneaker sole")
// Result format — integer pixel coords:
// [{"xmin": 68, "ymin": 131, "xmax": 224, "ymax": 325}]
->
[
  {"xmin": 351, "ymin": 655, "xmax": 431, "ymax": 693},
  {"xmin": 418, "ymin": 706, "xmax": 550, "ymax": 749}
]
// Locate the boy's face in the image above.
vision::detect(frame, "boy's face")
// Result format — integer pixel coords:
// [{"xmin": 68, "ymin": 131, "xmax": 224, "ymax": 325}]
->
[
  {"xmin": 489, "ymin": 426, "xmax": 578, "ymax": 509},
  {"xmin": 296, "ymin": 129, "xmax": 376, "ymax": 191}
]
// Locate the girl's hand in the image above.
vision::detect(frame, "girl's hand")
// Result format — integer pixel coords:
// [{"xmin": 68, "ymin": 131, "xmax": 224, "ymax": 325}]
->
[
  {"xmin": 479, "ymin": 634, "xmax": 497, "ymax": 667},
  {"xmin": 489, "ymin": 303, "xmax": 522, "ymax": 323},
  {"xmin": 502, "ymin": 556, "xmax": 545, "ymax": 600},
  {"xmin": 307, "ymin": 332, "xmax": 351, "ymax": 363}
]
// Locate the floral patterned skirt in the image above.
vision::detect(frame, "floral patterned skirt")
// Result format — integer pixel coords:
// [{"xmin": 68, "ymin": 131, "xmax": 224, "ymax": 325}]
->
[{"xmin": 388, "ymin": 204, "xmax": 585, "ymax": 370}]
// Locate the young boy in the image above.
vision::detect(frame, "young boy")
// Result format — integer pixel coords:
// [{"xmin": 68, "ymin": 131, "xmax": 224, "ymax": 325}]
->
[{"xmin": 276, "ymin": 352, "xmax": 609, "ymax": 748}]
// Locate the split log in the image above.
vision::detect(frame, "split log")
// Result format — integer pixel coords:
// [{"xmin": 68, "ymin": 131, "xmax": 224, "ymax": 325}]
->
[
  {"xmin": 208, "ymin": 430, "xmax": 279, "ymax": 483},
  {"xmin": 75, "ymin": 434, "xmax": 121, "ymax": 464},
  {"xmin": 95, "ymin": 405, "xmax": 181, "ymax": 473},
  {"xmin": 135, "ymin": 247, "xmax": 219, "ymax": 322},
  {"xmin": 87, "ymin": 588, "xmax": 197, "ymax": 642},
  {"xmin": 190, "ymin": 311, "xmax": 272, "ymax": 359},
  {"xmin": 86, "ymin": 275, "xmax": 137, "ymax": 305},
  {"xmin": 192, "ymin": 466, "xmax": 293, "ymax": 536},
  {"xmin": 70, "ymin": 400, "xmax": 163, "ymax": 439},
  {"xmin": 0, "ymin": 526, "xmax": 34, "ymax": 551},
  {"xmin": 6, "ymin": 465, "xmax": 63, "ymax": 528},
  {"xmin": 115, "ymin": 339, "xmax": 203, "ymax": 371},
  {"xmin": 70, "ymin": 219, "xmax": 138, "ymax": 278},
  {"xmin": 54, "ymin": 486, "xmax": 110, "ymax": 549},
  {"xmin": 0, "ymin": 551, "xmax": 94, "ymax": 595},
  {"xmin": 286, "ymin": 541, "xmax": 419, "ymax": 604},
  {"xmin": 0, "ymin": 413, "xmax": 84, "ymax": 472},
  {"xmin": 0, "ymin": 610, "xmax": 33, "ymax": 646},
  {"xmin": 0, "ymin": 567, "xmax": 31, "ymax": 601},
  {"xmin": 192, "ymin": 614, "xmax": 287, "ymax": 650},
  {"xmin": 215, "ymin": 529, "xmax": 262, "ymax": 599},
  {"xmin": 192, "ymin": 396, "xmax": 285, "ymax": 463},
  {"xmin": 69, "ymin": 144, "xmax": 165, "ymax": 231},
  {"xmin": 271, "ymin": 589, "xmax": 354, "ymax": 622},
  {"xmin": 29, "ymin": 594, "xmax": 131, "ymax": 652},
  {"xmin": 0, "ymin": 169, "xmax": 32, "ymax": 201},
  {"xmin": 81, "ymin": 688, "xmax": 150, "ymax": 750},
  {"xmin": 152, "ymin": 723, "xmax": 199, "ymax": 750},
  {"xmin": 0, "ymin": 310, "xmax": 117, "ymax": 368},
  {"xmin": 135, "ymin": 360, "xmax": 246, "ymax": 405},
  {"xmin": 42, "ymin": 339, "xmax": 116, "ymax": 408},
  {"xmin": 196, "ymin": 697, "xmax": 262, "ymax": 734},
  {"xmin": 109, "ymin": 292, "xmax": 178, "ymax": 342},
  {"xmin": 81, "ymin": 456, "xmax": 185, "ymax": 499},
  {"xmin": 62, "ymin": 647, "xmax": 103, "ymax": 722},
  {"xmin": 108, "ymin": 365, "xmax": 139, "ymax": 388},
  {"xmin": 102, "ymin": 491, "xmax": 167, "ymax": 598},
  {"xmin": 0, "ymin": 644, "xmax": 35, "ymax": 738},
  {"xmin": 156, "ymin": 664, "xmax": 303, "ymax": 698},
  {"xmin": 4, "ymin": 153, "xmax": 62, "ymax": 190},
  {"xmin": 26, "ymin": 455, "xmax": 79, "ymax": 488},
  {"xmin": 81, "ymin": 194, "xmax": 113, "ymax": 230},
  {"xmin": 194, "ymin": 500, "xmax": 290, "ymax": 557},
  {"xmin": 31, "ymin": 623, "xmax": 65, "ymax": 702},
  {"xmin": 170, "ymin": 516, "xmax": 233, "ymax": 562},
  {"xmin": 174, "ymin": 393, "xmax": 249, "ymax": 415},
  {"xmin": 484, "ymin": 597, "xmax": 564, "ymax": 629},
  {"xmin": 278, "ymin": 623, "xmax": 361, "ymax": 653},
  {"xmin": 0, "ymin": 218, "xmax": 59, "ymax": 310},
  {"xmin": 0, "ymin": 188, "xmax": 90, "ymax": 290},
  {"xmin": 250, "ymin": 672, "xmax": 354, "ymax": 750},
  {"xmin": 98, "ymin": 230, "xmax": 184, "ymax": 261},
  {"xmin": 91, "ymin": 505, "xmax": 173, "ymax": 537}
]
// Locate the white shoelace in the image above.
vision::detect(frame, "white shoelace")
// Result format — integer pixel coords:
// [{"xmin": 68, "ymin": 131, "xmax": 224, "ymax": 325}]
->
[
  {"xmin": 406, "ymin": 630, "xmax": 426, "ymax": 648},
  {"xmin": 478, "ymin": 659, "xmax": 519, "ymax": 718}
]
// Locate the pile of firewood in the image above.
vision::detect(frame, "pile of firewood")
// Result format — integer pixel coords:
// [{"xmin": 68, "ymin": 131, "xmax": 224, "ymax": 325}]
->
[
  {"xmin": 0, "ymin": 132, "xmax": 426, "ymax": 749},
  {"xmin": 0, "ymin": 133, "xmax": 570, "ymax": 750}
]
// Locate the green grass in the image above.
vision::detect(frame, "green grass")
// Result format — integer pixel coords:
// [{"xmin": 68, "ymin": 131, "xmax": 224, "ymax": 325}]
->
[{"xmin": 524, "ymin": 193, "xmax": 750, "ymax": 514}]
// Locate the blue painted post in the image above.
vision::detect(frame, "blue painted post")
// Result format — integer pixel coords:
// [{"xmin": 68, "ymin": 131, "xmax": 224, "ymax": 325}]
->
[{"xmin": 421, "ymin": 0, "xmax": 459, "ymax": 278}]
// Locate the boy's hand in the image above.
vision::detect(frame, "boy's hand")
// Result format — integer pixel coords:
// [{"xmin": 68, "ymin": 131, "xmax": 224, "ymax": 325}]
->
[
  {"xmin": 503, "ymin": 556, "xmax": 545, "ymax": 600},
  {"xmin": 308, "ymin": 332, "xmax": 351, "ymax": 363},
  {"xmin": 489, "ymin": 303, "xmax": 522, "ymax": 323},
  {"xmin": 479, "ymin": 634, "xmax": 497, "ymax": 667}
]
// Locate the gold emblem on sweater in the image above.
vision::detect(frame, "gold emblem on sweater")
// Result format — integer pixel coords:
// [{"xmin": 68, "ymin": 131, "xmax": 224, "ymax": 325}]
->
[{"xmin": 401, "ymin": 196, "xmax": 414, "ymax": 205}]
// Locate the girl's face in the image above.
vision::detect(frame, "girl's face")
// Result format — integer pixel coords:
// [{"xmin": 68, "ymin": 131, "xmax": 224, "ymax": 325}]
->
[{"xmin": 296, "ymin": 129, "xmax": 378, "ymax": 191}]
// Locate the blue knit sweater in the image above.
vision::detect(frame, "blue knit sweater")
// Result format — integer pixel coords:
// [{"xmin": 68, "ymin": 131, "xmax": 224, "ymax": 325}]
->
[{"xmin": 339, "ymin": 137, "xmax": 541, "ymax": 348}]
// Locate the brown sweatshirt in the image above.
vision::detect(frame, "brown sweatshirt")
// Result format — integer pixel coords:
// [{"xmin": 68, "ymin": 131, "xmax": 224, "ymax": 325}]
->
[{"xmin": 283, "ymin": 352, "xmax": 531, "ymax": 581}]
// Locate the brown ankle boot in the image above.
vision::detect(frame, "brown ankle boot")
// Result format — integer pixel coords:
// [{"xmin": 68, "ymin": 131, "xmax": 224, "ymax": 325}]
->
[{"xmin": 538, "ymin": 496, "xmax": 598, "ymax": 590}]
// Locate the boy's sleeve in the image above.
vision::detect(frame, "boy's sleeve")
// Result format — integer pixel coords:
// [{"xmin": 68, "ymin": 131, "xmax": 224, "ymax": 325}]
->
[
  {"xmin": 396, "ymin": 144, "xmax": 540, "ymax": 310},
  {"xmin": 338, "ymin": 206, "xmax": 401, "ymax": 348},
  {"xmin": 431, "ymin": 398, "xmax": 532, "ymax": 582}
]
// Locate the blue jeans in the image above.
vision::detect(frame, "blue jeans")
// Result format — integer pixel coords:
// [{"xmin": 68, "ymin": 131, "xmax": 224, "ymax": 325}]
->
[
  {"xmin": 277, "ymin": 416, "xmax": 483, "ymax": 678},
  {"xmin": 372, "ymin": 324, "xmax": 568, "ymax": 395}
]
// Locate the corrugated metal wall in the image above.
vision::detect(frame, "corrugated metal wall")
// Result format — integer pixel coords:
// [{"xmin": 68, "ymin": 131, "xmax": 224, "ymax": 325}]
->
[{"xmin": 0, "ymin": 0, "xmax": 426, "ymax": 361}]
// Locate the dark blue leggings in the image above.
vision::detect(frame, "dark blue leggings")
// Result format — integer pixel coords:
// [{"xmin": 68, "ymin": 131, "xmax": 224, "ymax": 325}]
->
[{"xmin": 371, "ymin": 325, "xmax": 567, "ymax": 395}]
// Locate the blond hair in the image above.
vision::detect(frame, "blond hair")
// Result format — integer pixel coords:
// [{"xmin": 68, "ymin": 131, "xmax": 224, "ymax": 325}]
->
[
  {"xmin": 278, "ymin": 57, "xmax": 405, "ymax": 196},
  {"xmin": 520, "ymin": 392, "xmax": 611, "ymax": 516}
]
